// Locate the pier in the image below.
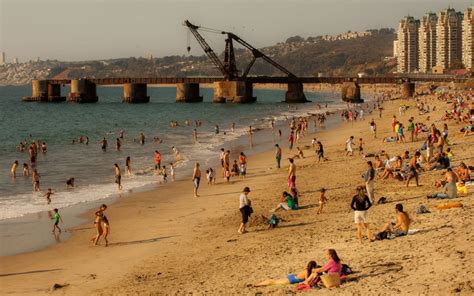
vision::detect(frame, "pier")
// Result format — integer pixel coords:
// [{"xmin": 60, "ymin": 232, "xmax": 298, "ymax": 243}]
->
[{"xmin": 22, "ymin": 75, "xmax": 467, "ymax": 104}]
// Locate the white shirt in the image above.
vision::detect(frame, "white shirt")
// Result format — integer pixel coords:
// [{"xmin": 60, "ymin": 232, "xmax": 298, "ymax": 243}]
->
[{"xmin": 239, "ymin": 193, "xmax": 249, "ymax": 209}]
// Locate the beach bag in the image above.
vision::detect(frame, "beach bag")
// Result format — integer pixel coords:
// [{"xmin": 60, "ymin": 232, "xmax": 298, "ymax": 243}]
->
[
  {"xmin": 376, "ymin": 230, "xmax": 389, "ymax": 240},
  {"xmin": 320, "ymin": 273, "xmax": 340, "ymax": 288},
  {"xmin": 341, "ymin": 264, "xmax": 353, "ymax": 275}
]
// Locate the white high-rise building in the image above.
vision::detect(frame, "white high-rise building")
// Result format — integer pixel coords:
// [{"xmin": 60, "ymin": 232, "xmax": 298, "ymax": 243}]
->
[
  {"xmin": 397, "ymin": 16, "xmax": 420, "ymax": 73},
  {"xmin": 0, "ymin": 52, "xmax": 5, "ymax": 65},
  {"xmin": 419, "ymin": 13, "xmax": 438, "ymax": 73},
  {"xmin": 393, "ymin": 40, "xmax": 399, "ymax": 57},
  {"xmin": 462, "ymin": 7, "xmax": 474, "ymax": 70},
  {"xmin": 13, "ymin": 57, "xmax": 19, "ymax": 64},
  {"xmin": 436, "ymin": 8, "xmax": 463, "ymax": 70}
]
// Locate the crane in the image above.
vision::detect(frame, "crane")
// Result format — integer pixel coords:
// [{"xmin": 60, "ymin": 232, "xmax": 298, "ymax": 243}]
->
[{"xmin": 184, "ymin": 20, "xmax": 297, "ymax": 81}]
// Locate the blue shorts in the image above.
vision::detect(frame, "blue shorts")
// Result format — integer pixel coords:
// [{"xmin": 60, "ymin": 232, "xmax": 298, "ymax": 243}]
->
[{"xmin": 287, "ymin": 274, "xmax": 304, "ymax": 284}]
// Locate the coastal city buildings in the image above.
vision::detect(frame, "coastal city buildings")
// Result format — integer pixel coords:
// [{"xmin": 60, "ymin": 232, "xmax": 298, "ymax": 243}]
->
[
  {"xmin": 462, "ymin": 7, "xmax": 474, "ymax": 70},
  {"xmin": 397, "ymin": 16, "xmax": 419, "ymax": 73},
  {"xmin": 0, "ymin": 52, "xmax": 5, "ymax": 65},
  {"xmin": 13, "ymin": 58, "xmax": 18, "ymax": 64},
  {"xmin": 436, "ymin": 8, "xmax": 463, "ymax": 70},
  {"xmin": 397, "ymin": 7, "xmax": 474, "ymax": 73},
  {"xmin": 418, "ymin": 13, "xmax": 438, "ymax": 73}
]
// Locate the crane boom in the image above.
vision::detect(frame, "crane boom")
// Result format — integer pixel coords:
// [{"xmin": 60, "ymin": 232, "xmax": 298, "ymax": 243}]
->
[
  {"xmin": 184, "ymin": 20, "xmax": 227, "ymax": 78},
  {"xmin": 184, "ymin": 20, "xmax": 297, "ymax": 80}
]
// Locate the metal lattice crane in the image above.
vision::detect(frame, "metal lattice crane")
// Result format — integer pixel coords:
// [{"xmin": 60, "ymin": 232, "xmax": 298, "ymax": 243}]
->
[{"xmin": 184, "ymin": 20, "xmax": 297, "ymax": 80}]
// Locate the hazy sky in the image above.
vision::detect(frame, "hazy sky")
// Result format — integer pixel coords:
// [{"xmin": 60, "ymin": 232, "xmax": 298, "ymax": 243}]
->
[{"xmin": 1, "ymin": 0, "xmax": 472, "ymax": 62}]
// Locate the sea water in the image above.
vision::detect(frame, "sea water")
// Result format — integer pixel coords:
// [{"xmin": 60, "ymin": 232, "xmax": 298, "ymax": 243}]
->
[{"xmin": 0, "ymin": 85, "xmax": 346, "ymax": 220}]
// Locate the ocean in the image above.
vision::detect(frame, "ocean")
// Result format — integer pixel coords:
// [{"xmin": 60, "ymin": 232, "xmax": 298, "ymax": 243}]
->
[{"xmin": 0, "ymin": 85, "xmax": 346, "ymax": 221}]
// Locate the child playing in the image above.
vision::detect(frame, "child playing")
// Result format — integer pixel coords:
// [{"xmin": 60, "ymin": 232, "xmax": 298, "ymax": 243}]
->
[
  {"xmin": 161, "ymin": 166, "xmax": 167, "ymax": 183},
  {"xmin": 52, "ymin": 208, "xmax": 63, "ymax": 233},
  {"xmin": 22, "ymin": 163, "xmax": 29, "ymax": 176},
  {"xmin": 44, "ymin": 188, "xmax": 54, "ymax": 204},
  {"xmin": 316, "ymin": 188, "xmax": 327, "ymax": 215},
  {"xmin": 169, "ymin": 162, "xmax": 175, "ymax": 181}
]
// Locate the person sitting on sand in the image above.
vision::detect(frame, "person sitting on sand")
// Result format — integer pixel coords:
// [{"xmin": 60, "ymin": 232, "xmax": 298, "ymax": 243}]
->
[
  {"xmin": 377, "ymin": 203, "xmax": 411, "ymax": 239},
  {"xmin": 428, "ymin": 152, "xmax": 450, "ymax": 171},
  {"xmin": 255, "ymin": 261, "xmax": 318, "ymax": 286},
  {"xmin": 293, "ymin": 147, "xmax": 304, "ymax": 159},
  {"xmin": 455, "ymin": 162, "xmax": 471, "ymax": 183},
  {"xmin": 303, "ymin": 249, "xmax": 343, "ymax": 285},
  {"xmin": 271, "ymin": 191, "xmax": 297, "ymax": 212},
  {"xmin": 427, "ymin": 168, "xmax": 458, "ymax": 199}
]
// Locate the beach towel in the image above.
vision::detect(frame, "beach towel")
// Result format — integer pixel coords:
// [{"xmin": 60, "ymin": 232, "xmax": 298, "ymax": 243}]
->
[{"xmin": 436, "ymin": 201, "xmax": 462, "ymax": 210}]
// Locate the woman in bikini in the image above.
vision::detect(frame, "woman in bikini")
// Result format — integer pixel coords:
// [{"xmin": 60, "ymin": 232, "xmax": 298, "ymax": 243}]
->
[
  {"xmin": 102, "ymin": 215, "xmax": 110, "ymax": 247},
  {"xmin": 255, "ymin": 261, "xmax": 318, "ymax": 286},
  {"xmin": 91, "ymin": 204, "xmax": 107, "ymax": 246}
]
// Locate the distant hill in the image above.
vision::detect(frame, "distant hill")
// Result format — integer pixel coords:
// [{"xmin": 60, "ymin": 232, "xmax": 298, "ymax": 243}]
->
[{"xmin": 0, "ymin": 28, "xmax": 396, "ymax": 86}]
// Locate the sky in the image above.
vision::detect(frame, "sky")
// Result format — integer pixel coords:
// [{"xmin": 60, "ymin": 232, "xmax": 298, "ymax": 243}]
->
[{"xmin": 0, "ymin": 0, "xmax": 472, "ymax": 62}]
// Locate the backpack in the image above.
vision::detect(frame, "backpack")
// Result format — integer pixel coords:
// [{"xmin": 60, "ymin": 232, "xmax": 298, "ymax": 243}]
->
[
  {"xmin": 376, "ymin": 231, "xmax": 389, "ymax": 240},
  {"xmin": 341, "ymin": 264, "xmax": 353, "ymax": 275}
]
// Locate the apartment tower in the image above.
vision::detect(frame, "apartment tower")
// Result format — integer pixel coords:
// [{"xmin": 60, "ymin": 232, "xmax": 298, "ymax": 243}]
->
[
  {"xmin": 436, "ymin": 8, "xmax": 463, "ymax": 70},
  {"xmin": 462, "ymin": 7, "xmax": 474, "ymax": 70},
  {"xmin": 419, "ymin": 13, "xmax": 438, "ymax": 73},
  {"xmin": 397, "ymin": 16, "xmax": 420, "ymax": 73}
]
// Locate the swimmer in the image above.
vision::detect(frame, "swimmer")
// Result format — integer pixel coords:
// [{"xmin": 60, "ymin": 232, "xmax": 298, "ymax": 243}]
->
[
  {"xmin": 99, "ymin": 137, "xmax": 107, "ymax": 151},
  {"xmin": 22, "ymin": 163, "xmax": 29, "ymax": 176},
  {"xmin": 114, "ymin": 163, "xmax": 123, "ymax": 190},
  {"xmin": 125, "ymin": 156, "xmax": 131, "ymax": 176}
]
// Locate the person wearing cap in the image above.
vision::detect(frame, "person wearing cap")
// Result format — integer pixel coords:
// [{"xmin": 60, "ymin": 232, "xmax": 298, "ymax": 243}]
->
[{"xmin": 238, "ymin": 187, "xmax": 252, "ymax": 234}]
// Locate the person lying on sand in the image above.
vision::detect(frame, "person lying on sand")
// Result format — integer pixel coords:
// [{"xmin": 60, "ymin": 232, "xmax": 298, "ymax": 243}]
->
[
  {"xmin": 255, "ymin": 261, "xmax": 318, "ymax": 286},
  {"xmin": 303, "ymin": 249, "xmax": 343, "ymax": 285},
  {"xmin": 377, "ymin": 203, "xmax": 411, "ymax": 240}
]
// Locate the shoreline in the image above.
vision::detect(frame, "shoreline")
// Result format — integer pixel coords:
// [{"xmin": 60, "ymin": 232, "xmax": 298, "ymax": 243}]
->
[
  {"xmin": 0, "ymin": 92, "xmax": 347, "ymax": 256},
  {"xmin": 1, "ymin": 87, "xmax": 472, "ymax": 295}
]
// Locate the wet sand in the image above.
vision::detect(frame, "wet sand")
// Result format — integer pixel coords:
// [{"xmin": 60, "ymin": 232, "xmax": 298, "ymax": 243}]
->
[{"xmin": 1, "ymin": 92, "xmax": 473, "ymax": 295}]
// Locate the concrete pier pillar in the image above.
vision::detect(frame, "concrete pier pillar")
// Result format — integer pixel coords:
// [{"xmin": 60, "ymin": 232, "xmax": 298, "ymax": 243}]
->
[
  {"xmin": 401, "ymin": 82, "xmax": 415, "ymax": 98},
  {"xmin": 213, "ymin": 81, "xmax": 256, "ymax": 103},
  {"xmin": 46, "ymin": 83, "xmax": 66, "ymax": 102},
  {"xmin": 176, "ymin": 83, "xmax": 203, "ymax": 102},
  {"xmin": 285, "ymin": 82, "xmax": 308, "ymax": 103},
  {"xmin": 341, "ymin": 82, "xmax": 363, "ymax": 103},
  {"xmin": 122, "ymin": 83, "xmax": 150, "ymax": 103},
  {"xmin": 23, "ymin": 79, "xmax": 48, "ymax": 101},
  {"xmin": 69, "ymin": 79, "xmax": 98, "ymax": 103}
]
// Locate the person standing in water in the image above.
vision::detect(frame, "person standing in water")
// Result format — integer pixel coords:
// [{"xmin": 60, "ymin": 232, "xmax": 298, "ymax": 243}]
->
[
  {"xmin": 192, "ymin": 162, "xmax": 201, "ymax": 198},
  {"xmin": 139, "ymin": 132, "xmax": 145, "ymax": 145},
  {"xmin": 115, "ymin": 138, "xmax": 121, "ymax": 151},
  {"xmin": 119, "ymin": 129, "xmax": 124, "ymax": 139},
  {"xmin": 169, "ymin": 162, "xmax": 175, "ymax": 181},
  {"xmin": 114, "ymin": 163, "xmax": 123, "ymax": 190},
  {"xmin": 125, "ymin": 156, "xmax": 131, "ymax": 176},
  {"xmin": 52, "ymin": 208, "xmax": 63, "ymax": 233},
  {"xmin": 100, "ymin": 137, "xmax": 107, "ymax": 152},
  {"xmin": 22, "ymin": 163, "xmax": 29, "ymax": 176},
  {"xmin": 154, "ymin": 150, "xmax": 161, "ymax": 173},
  {"xmin": 193, "ymin": 129, "xmax": 198, "ymax": 143},
  {"xmin": 32, "ymin": 168, "xmax": 40, "ymax": 191},
  {"xmin": 11, "ymin": 160, "xmax": 18, "ymax": 178}
]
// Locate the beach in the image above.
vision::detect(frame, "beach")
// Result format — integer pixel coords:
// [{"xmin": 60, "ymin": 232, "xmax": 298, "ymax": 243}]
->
[{"xmin": 1, "ymin": 88, "xmax": 473, "ymax": 295}]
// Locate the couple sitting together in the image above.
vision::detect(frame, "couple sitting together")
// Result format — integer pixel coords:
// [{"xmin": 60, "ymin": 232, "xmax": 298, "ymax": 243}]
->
[{"xmin": 255, "ymin": 249, "xmax": 347, "ymax": 289}]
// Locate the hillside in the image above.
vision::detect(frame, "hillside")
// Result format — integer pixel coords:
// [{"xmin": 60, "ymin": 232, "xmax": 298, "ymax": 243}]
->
[{"xmin": 0, "ymin": 28, "xmax": 396, "ymax": 86}]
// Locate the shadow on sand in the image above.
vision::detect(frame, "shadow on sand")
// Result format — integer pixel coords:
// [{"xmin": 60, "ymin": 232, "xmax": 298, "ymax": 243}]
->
[
  {"xmin": 0, "ymin": 268, "xmax": 63, "ymax": 277},
  {"xmin": 108, "ymin": 235, "xmax": 175, "ymax": 247}
]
